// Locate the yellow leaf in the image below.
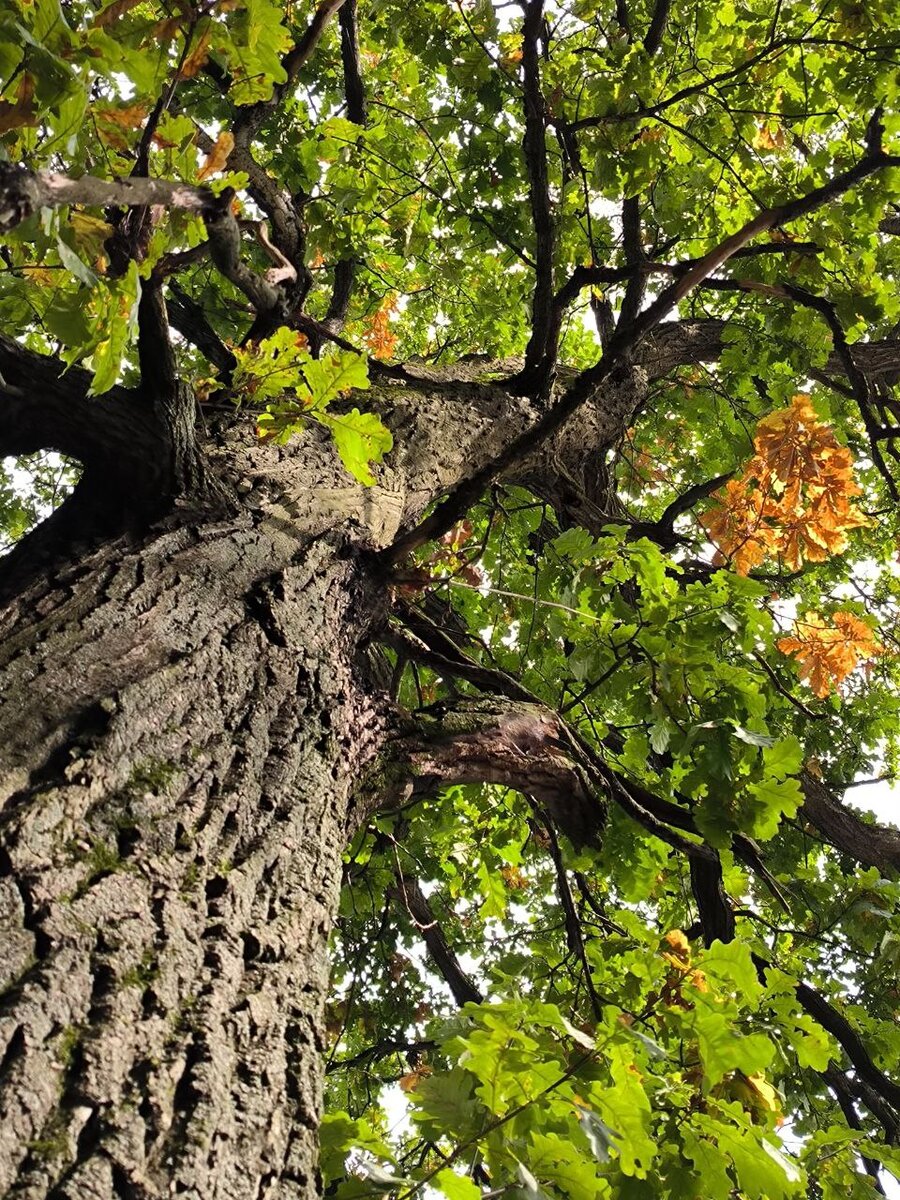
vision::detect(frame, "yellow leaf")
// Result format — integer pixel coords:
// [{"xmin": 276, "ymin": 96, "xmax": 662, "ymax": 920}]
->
[
  {"xmin": 70, "ymin": 211, "xmax": 114, "ymax": 240},
  {"xmin": 663, "ymin": 929, "xmax": 690, "ymax": 954},
  {"xmin": 745, "ymin": 1072, "xmax": 783, "ymax": 1120}
]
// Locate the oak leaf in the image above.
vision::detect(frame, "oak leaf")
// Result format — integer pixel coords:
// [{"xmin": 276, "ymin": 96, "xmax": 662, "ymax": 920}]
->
[
  {"xmin": 776, "ymin": 610, "xmax": 882, "ymax": 697},
  {"xmin": 197, "ymin": 131, "xmax": 234, "ymax": 180}
]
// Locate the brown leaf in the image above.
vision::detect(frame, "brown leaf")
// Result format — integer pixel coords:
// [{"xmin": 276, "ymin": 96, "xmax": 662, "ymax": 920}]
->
[
  {"xmin": 197, "ymin": 130, "xmax": 234, "ymax": 180},
  {"xmin": 93, "ymin": 0, "xmax": 142, "ymax": 26},
  {"xmin": 0, "ymin": 74, "xmax": 36, "ymax": 134},
  {"xmin": 95, "ymin": 102, "xmax": 148, "ymax": 136},
  {"xmin": 178, "ymin": 28, "xmax": 213, "ymax": 79}
]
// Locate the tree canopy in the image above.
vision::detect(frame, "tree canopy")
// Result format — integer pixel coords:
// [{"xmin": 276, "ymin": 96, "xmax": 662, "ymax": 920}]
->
[{"xmin": 3, "ymin": 0, "xmax": 900, "ymax": 1197}]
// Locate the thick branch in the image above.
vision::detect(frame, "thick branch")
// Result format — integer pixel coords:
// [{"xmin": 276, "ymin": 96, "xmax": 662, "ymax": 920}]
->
[
  {"xmin": 165, "ymin": 281, "xmax": 238, "ymax": 376},
  {"xmin": 794, "ymin": 977, "xmax": 900, "ymax": 1112},
  {"xmin": 801, "ymin": 776, "xmax": 900, "ymax": 875},
  {"xmin": 643, "ymin": 0, "xmax": 671, "ymax": 54},
  {"xmin": 517, "ymin": 0, "xmax": 556, "ymax": 391},
  {"xmin": 390, "ymin": 695, "xmax": 605, "ymax": 847},
  {"xmin": 689, "ymin": 855, "xmax": 736, "ymax": 946},
  {"xmin": 0, "ymin": 163, "xmax": 217, "ymax": 233},
  {"xmin": 0, "ymin": 166, "xmax": 285, "ymax": 317},
  {"xmin": 643, "ymin": 319, "xmax": 900, "ymax": 382},
  {"xmin": 0, "ymin": 335, "xmax": 162, "ymax": 473}
]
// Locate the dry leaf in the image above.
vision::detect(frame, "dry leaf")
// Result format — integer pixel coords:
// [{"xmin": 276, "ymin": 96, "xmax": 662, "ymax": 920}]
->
[
  {"xmin": 776, "ymin": 610, "xmax": 882, "ymax": 697},
  {"xmin": 398, "ymin": 1065, "xmax": 432, "ymax": 1093},
  {"xmin": 95, "ymin": 102, "xmax": 148, "ymax": 130},
  {"xmin": 197, "ymin": 131, "xmax": 234, "ymax": 181},
  {"xmin": 179, "ymin": 28, "xmax": 213, "ymax": 79},
  {"xmin": 362, "ymin": 295, "xmax": 398, "ymax": 361},
  {"xmin": 753, "ymin": 123, "xmax": 787, "ymax": 151},
  {"xmin": 93, "ymin": 0, "xmax": 141, "ymax": 26},
  {"xmin": 702, "ymin": 394, "xmax": 867, "ymax": 574},
  {"xmin": 0, "ymin": 74, "xmax": 36, "ymax": 135},
  {"xmin": 148, "ymin": 16, "xmax": 182, "ymax": 43}
]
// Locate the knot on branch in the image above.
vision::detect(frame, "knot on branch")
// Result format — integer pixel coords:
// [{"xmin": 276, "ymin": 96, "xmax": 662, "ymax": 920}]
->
[
  {"xmin": 401, "ymin": 696, "xmax": 607, "ymax": 847},
  {"xmin": 0, "ymin": 163, "xmax": 40, "ymax": 233}
]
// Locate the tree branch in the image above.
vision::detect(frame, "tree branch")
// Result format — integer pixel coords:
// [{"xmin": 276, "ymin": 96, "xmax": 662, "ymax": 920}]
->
[
  {"xmin": 541, "ymin": 818, "xmax": 604, "ymax": 1018},
  {"xmin": 390, "ymin": 874, "xmax": 483, "ymax": 1007},
  {"xmin": 0, "ymin": 334, "xmax": 163, "ymax": 473},
  {"xmin": 513, "ymin": 0, "xmax": 557, "ymax": 394},
  {"xmin": 643, "ymin": 0, "xmax": 671, "ymax": 54},
  {"xmin": 793, "ymin": 976, "xmax": 900, "ymax": 1112},
  {"xmin": 0, "ymin": 166, "xmax": 286, "ymax": 318},
  {"xmin": 390, "ymin": 694, "xmax": 605, "ymax": 848},
  {"xmin": 801, "ymin": 776, "xmax": 900, "ymax": 876},
  {"xmin": 644, "ymin": 318, "xmax": 900, "ymax": 382},
  {"xmin": 165, "ymin": 280, "xmax": 238, "ymax": 377},
  {"xmin": 325, "ymin": 0, "xmax": 365, "ymax": 334},
  {"xmin": 823, "ymin": 1065, "xmax": 889, "ymax": 1188},
  {"xmin": 382, "ymin": 127, "xmax": 900, "ymax": 564}
]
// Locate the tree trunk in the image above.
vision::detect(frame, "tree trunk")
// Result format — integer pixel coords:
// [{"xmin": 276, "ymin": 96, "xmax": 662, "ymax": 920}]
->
[
  {"xmin": 0, "ymin": 346, "xmax": 648, "ymax": 1197},
  {"xmin": 0, "ymin": 511, "xmax": 388, "ymax": 1198}
]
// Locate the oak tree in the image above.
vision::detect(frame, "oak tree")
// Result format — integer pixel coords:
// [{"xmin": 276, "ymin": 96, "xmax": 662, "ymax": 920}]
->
[{"xmin": 2, "ymin": 0, "xmax": 900, "ymax": 1197}]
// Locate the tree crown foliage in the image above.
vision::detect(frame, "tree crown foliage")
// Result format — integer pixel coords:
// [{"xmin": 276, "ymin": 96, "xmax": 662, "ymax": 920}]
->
[{"xmin": 3, "ymin": 0, "xmax": 900, "ymax": 1195}]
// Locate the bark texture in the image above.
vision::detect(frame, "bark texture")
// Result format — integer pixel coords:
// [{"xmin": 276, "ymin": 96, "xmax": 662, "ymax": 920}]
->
[{"xmin": 0, "ymin": 511, "xmax": 387, "ymax": 1197}]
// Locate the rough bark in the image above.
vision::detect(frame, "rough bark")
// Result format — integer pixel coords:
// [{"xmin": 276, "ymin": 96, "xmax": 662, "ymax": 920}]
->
[{"xmin": 0, "ymin": 512, "xmax": 388, "ymax": 1198}]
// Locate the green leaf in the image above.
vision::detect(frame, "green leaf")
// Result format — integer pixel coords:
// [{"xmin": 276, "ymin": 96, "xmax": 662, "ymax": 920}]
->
[
  {"xmin": 320, "ymin": 409, "xmax": 393, "ymax": 486},
  {"xmin": 732, "ymin": 726, "xmax": 776, "ymax": 748},
  {"xmin": 88, "ymin": 265, "xmax": 141, "ymax": 396},
  {"xmin": 577, "ymin": 1106, "xmax": 619, "ymax": 1164},
  {"xmin": 763, "ymin": 737, "xmax": 804, "ymax": 779},
  {"xmin": 433, "ymin": 1170, "xmax": 481, "ymax": 1200},
  {"xmin": 302, "ymin": 351, "xmax": 371, "ymax": 411},
  {"xmin": 55, "ymin": 236, "xmax": 98, "ymax": 288}
]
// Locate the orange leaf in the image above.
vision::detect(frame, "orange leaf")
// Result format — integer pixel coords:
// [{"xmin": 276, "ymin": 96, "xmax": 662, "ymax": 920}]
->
[
  {"xmin": 178, "ymin": 28, "xmax": 212, "ymax": 79},
  {"xmin": 702, "ymin": 395, "xmax": 867, "ymax": 574},
  {"xmin": 398, "ymin": 1065, "xmax": 432, "ymax": 1093},
  {"xmin": 362, "ymin": 295, "xmax": 399, "ymax": 361},
  {"xmin": 777, "ymin": 610, "xmax": 882, "ymax": 697},
  {"xmin": 197, "ymin": 131, "xmax": 234, "ymax": 180}
]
